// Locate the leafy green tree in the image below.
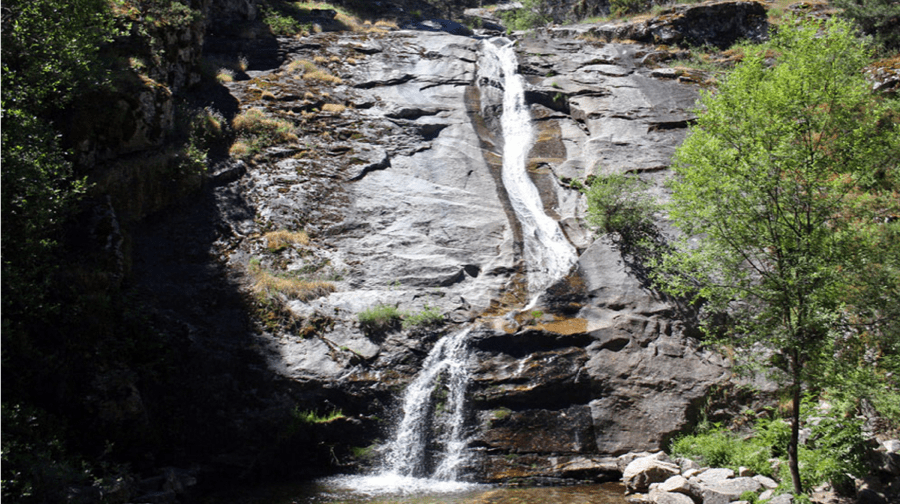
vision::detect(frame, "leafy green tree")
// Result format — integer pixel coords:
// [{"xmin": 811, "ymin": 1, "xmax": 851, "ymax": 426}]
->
[
  {"xmin": 2, "ymin": 0, "xmax": 117, "ymax": 352},
  {"xmin": 833, "ymin": 0, "xmax": 900, "ymax": 52},
  {"xmin": 657, "ymin": 17, "xmax": 900, "ymax": 494}
]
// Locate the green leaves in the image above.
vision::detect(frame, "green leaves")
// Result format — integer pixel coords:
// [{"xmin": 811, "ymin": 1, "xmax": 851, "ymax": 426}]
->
[{"xmin": 659, "ymin": 17, "xmax": 900, "ymax": 493}]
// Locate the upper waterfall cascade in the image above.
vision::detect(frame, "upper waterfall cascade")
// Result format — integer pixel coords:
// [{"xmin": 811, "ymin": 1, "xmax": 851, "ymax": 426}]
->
[{"xmin": 480, "ymin": 38, "xmax": 579, "ymax": 297}]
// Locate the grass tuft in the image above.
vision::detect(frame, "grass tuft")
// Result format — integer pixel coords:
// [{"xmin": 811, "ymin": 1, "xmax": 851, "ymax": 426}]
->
[
  {"xmin": 264, "ymin": 229, "xmax": 310, "ymax": 251},
  {"xmin": 249, "ymin": 262, "xmax": 335, "ymax": 302}
]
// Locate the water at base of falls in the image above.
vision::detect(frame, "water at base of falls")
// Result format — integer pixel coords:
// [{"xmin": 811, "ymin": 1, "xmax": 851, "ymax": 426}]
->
[{"xmin": 328, "ymin": 328, "xmax": 479, "ymax": 495}]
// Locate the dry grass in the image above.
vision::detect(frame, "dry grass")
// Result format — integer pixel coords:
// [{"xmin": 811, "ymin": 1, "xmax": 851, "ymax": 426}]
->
[
  {"xmin": 305, "ymin": 69, "xmax": 343, "ymax": 84},
  {"xmin": 286, "ymin": 58, "xmax": 318, "ymax": 74},
  {"xmin": 232, "ymin": 108, "xmax": 298, "ymax": 143},
  {"xmin": 216, "ymin": 68, "xmax": 235, "ymax": 83},
  {"xmin": 321, "ymin": 103, "xmax": 346, "ymax": 113},
  {"xmin": 249, "ymin": 261, "xmax": 335, "ymax": 302},
  {"xmin": 375, "ymin": 19, "xmax": 399, "ymax": 30},
  {"xmin": 314, "ymin": 55, "xmax": 329, "ymax": 64},
  {"xmin": 229, "ymin": 140, "xmax": 251, "ymax": 158},
  {"xmin": 285, "ymin": 58, "xmax": 343, "ymax": 84},
  {"xmin": 265, "ymin": 229, "xmax": 310, "ymax": 251}
]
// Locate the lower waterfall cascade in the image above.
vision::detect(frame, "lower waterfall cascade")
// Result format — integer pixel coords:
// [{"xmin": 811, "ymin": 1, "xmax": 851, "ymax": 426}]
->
[{"xmin": 330, "ymin": 37, "xmax": 579, "ymax": 494}]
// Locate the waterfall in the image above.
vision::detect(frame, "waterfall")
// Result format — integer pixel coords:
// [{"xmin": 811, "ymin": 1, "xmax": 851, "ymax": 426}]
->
[
  {"xmin": 482, "ymin": 38, "xmax": 578, "ymax": 297},
  {"xmin": 332, "ymin": 37, "xmax": 578, "ymax": 494},
  {"xmin": 384, "ymin": 327, "xmax": 472, "ymax": 480}
]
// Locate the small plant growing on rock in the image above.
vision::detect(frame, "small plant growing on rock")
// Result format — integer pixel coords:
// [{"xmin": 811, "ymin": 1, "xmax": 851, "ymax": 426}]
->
[
  {"xmin": 358, "ymin": 304, "xmax": 402, "ymax": 334},
  {"xmin": 402, "ymin": 304, "xmax": 444, "ymax": 329},
  {"xmin": 264, "ymin": 229, "xmax": 310, "ymax": 252},
  {"xmin": 231, "ymin": 107, "xmax": 298, "ymax": 158}
]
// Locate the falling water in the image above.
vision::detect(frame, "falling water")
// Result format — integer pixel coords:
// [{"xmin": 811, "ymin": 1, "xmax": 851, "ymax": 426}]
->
[
  {"xmin": 330, "ymin": 38, "xmax": 578, "ymax": 495},
  {"xmin": 482, "ymin": 38, "xmax": 578, "ymax": 296},
  {"xmin": 385, "ymin": 327, "xmax": 472, "ymax": 480}
]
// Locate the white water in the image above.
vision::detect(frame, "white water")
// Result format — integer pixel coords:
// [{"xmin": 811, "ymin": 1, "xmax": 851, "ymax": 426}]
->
[
  {"xmin": 384, "ymin": 327, "xmax": 472, "ymax": 479},
  {"xmin": 483, "ymin": 39, "xmax": 578, "ymax": 297},
  {"xmin": 332, "ymin": 329, "xmax": 479, "ymax": 495},
  {"xmin": 331, "ymin": 38, "xmax": 578, "ymax": 496}
]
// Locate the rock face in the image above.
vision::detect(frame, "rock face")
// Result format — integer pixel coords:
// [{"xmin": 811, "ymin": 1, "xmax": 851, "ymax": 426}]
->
[
  {"xmin": 552, "ymin": 1, "xmax": 769, "ymax": 48},
  {"xmin": 195, "ymin": 13, "xmax": 738, "ymax": 481}
]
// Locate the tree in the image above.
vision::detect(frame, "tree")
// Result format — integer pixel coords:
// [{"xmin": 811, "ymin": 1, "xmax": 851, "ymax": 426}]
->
[
  {"xmin": 833, "ymin": 0, "xmax": 900, "ymax": 52},
  {"xmin": 657, "ymin": 18, "xmax": 900, "ymax": 494},
  {"xmin": 2, "ymin": 0, "xmax": 117, "ymax": 359}
]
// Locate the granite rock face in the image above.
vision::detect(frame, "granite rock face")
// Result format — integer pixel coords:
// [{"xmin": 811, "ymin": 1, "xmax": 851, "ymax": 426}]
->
[{"xmin": 197, "ymin": 19, "xmax": 738, "ymax": 481}]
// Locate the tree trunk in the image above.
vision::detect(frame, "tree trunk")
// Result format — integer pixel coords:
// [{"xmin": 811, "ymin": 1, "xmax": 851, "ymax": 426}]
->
[{"xmin": 788, "ymin": 350, "xmax": 803, "ymax": 495}]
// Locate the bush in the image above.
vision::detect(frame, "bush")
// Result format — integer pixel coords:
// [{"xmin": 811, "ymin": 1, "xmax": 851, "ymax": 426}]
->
[
  {"xmin": 610, "ymin": 0, "xmax": 653, "ymax": 17},
  {"xmin": 231, "ymin": 108, "xmax": 298, "ymax": 157},
  {"xmin": 585, "ymin": 173, "xmax": 656, "ymax": 237},
  {"xmin": 499, "ymin": 0, "xmax": 552, "ymax": 31},
  {"xmin": 671, "ymin": 402, "xmax": 871, "ymax": 493}
]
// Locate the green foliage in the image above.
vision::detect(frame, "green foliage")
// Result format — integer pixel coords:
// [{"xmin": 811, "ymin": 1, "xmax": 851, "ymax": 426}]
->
[
  {"xmin": 1, "ymin": 0, "xmax": 119, "ymax": 113},
  {"xmin": 584, "ymin": 173, "xmax": 667, "ymax": 282},
  {"xmin": 670, "ymin": 423, "xmax": 778, "ymax": 477},
  {"xmin": 660, "ymin": 17, "xmax": 900, "ymax": 493},
  {"xmin": 294, "ymin": 407, "xmax": 345, "ymax": 424},
  {"xmin": 833, "ymin": 0, "xmax": 900, "ymax": 52},
  {"xmin": 610, "ymin": 0, "xmax": 652, "ymax": 17},
  {"xmin": 585, "ymin": 173, "xmax": 656, "ymax": 237},
  {"xmin": 672, "ymin": 402, "xmax": 868, "ymax": 493},
  {"xmin": 499, "ymin": 0, "xmax": 553, "ymax": 31},
  {"xmin": 402, "ymin": 304, "xmax": 445, "ymax": 329},
  {"xmin": 263, "ymin": 8, "xmax": 309, "ymax": 36},
  {"xmin": 1, "ymin": 403, "xmax": 85, "ymax": 502},
  {"xmin": 358, "ymin": 304, "xmax": 403, "ymax": 333},
  {"xmin": 1, "ymin": 0, "xmax": 109, "ymax": 369}
]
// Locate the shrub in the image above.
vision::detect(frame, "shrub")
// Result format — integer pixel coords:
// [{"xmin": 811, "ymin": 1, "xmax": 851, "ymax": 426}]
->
[
  {"xmin": 670, "ymin": 425, "xmax": 777, "ymax": 477},
  {"xmin": 231, "ymin": 108, "xmax": 298, "ymax": 157},
  {"xmin": 500, "ymin": 0, "xmax": 552, "ymax": 31},
  {"xmin": 833, "ymin": 0, "xmax": 900, "ymax": 52},
  {"xmin": 610, "ymin": 0, "xmax": 653, "ymax": 17}
]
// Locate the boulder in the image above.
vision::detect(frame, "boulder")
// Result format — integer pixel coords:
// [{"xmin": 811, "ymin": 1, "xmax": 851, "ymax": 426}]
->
[
  {"xmin": 649, "ymin": 488, "xmax": 696, "ymax": 504},
  {"xmin": 658, "ymin": 475, "xmax": 703, "ymax": 502},
  {"xmin": 753, "ymin": 474, "xmax": 778, "ymax": 489},
  {"xmin": 695, "ymin": 467, "xmax": 734, "ymax": 484},
  {"xmin": 624, "ymin": 454, "xmax": 682, "ymax": 494}
]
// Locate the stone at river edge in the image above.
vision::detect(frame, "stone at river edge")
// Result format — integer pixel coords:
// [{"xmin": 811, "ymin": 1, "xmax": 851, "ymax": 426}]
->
[{"xmin": 624, "ymin": 453, "xmax": 681, "ymax": 494}]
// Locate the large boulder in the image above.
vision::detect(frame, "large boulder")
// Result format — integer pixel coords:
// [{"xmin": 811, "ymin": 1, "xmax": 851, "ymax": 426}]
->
[{"xmin": 624, "ymin": 453, "xmax": 682, "ymax": 493}]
